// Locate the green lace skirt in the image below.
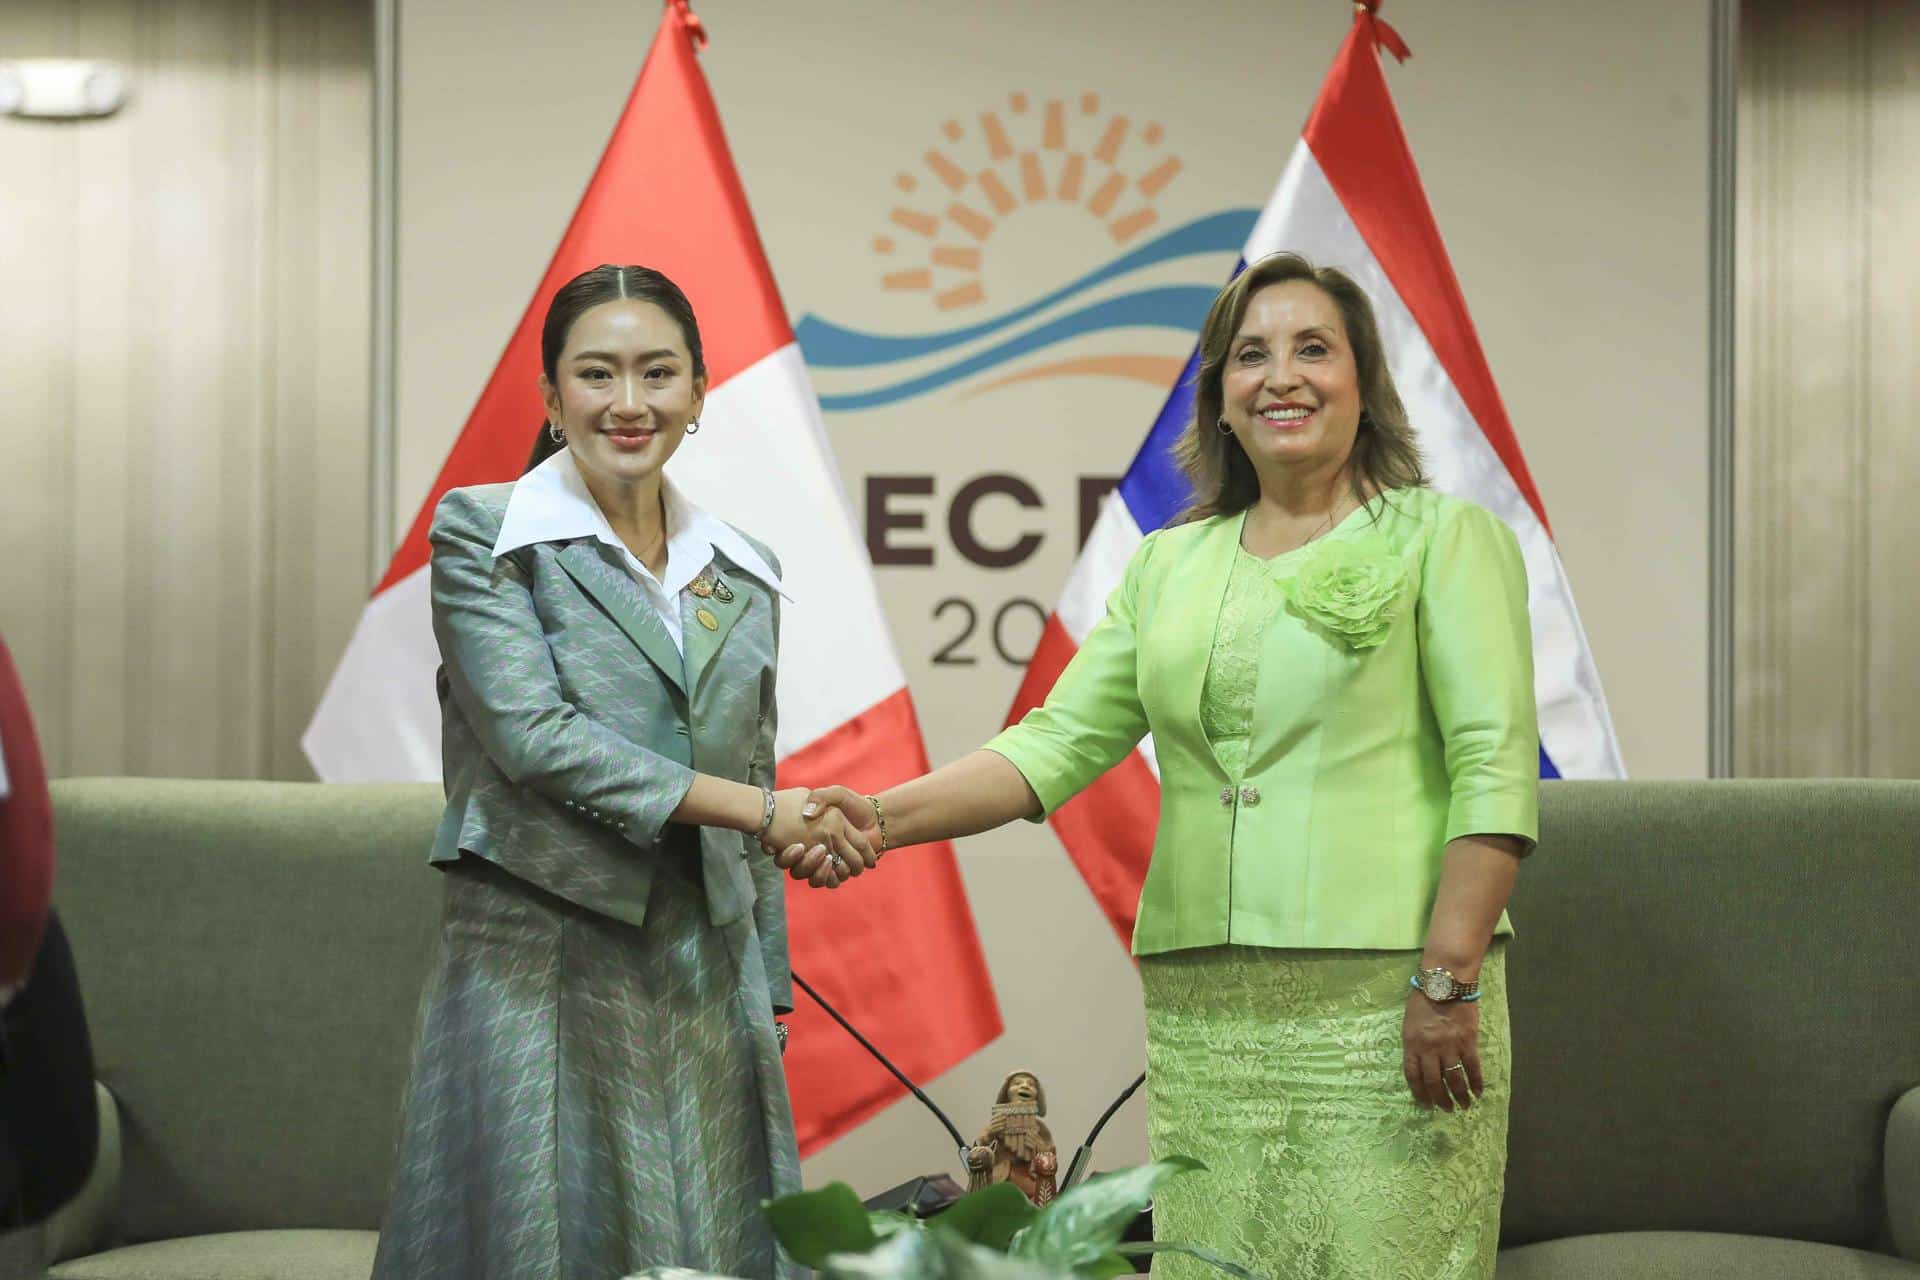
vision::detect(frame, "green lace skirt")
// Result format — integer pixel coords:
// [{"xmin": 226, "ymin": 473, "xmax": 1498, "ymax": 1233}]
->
[{"xmin": 1139, "ymin": 945, "xmax": 1508, "ymax": 1280}]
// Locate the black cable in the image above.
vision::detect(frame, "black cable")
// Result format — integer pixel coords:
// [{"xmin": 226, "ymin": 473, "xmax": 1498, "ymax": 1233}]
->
[
  {"xmin": 1061, "ymin": 1070, "xmax": 1146, "ymax": 1192},
  {"xmin": 791, "ymin": 971, "xmax": 971, "ymax": 1158},
  {"xmin": 1083, "ymin": 1071, "xmax": 1145, "ymax": 1152}
]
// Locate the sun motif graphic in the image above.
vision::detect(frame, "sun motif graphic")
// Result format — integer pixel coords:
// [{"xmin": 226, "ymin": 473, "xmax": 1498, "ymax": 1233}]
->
[{"xmin": 872, "ymin": 92, "xmax": 1183, "ymax": 311}]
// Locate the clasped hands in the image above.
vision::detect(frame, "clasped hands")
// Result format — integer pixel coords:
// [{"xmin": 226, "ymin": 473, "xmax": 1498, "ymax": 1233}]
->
[{"xmin": 757, "ymin": 785, "xmax": 881, "ymax": 889}]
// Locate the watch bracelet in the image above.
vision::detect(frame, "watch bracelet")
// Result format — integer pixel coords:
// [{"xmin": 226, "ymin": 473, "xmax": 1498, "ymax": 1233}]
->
[{"xmin": 1409, "ymin": 971, "xmax": 1482, "ymax": 1002}]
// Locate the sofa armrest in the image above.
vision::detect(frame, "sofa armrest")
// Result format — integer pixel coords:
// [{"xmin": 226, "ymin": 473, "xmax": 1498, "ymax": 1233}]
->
[
  {"xmin": 42, "ymin": 1082, "xmax": 120, "ymax": 1264},
  {"xmin": 1889, "ymin": 1084, "xmax": 1920, "ymax": 1262}
]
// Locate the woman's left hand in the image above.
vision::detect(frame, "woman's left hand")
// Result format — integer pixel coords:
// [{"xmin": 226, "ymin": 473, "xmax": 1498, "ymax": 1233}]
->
[{"xmin": 1402, "ymin": 990, "xmax": 1482, "ymax": 1112}]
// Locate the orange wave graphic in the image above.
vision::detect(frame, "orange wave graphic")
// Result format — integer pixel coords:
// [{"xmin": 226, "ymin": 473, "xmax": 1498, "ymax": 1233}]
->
[{"xmin": 958, "ymin": 354, "xmax": 1188, "ymax": 399}]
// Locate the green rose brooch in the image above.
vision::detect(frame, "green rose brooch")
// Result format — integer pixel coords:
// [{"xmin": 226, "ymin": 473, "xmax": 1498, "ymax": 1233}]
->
[{"xmin": 1285, "ymin": 536, "xmax": 1407, "ymax": 650}]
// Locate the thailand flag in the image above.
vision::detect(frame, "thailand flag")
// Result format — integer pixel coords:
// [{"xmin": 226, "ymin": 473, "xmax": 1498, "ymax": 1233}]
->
[
  {"xmin": 303, "ymin": 0, "xmax": 1000, "ymax": 1154},
  {"xmin": 1007, "ymin": 3, "xmax": 1626, "ymax": 946}
]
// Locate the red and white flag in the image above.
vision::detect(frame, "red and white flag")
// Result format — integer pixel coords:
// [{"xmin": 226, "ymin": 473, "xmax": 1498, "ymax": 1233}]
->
[
  {"xmin": 303, "ymin": 0, "xmax": 1001, "ymax": 1155},
  {"xmin": 1008, "ymin": 2, "xmax": 1625, "ymax": 947}
]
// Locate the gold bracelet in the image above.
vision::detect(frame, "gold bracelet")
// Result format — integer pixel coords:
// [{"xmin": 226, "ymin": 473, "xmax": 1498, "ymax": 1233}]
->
[{"xmin": 867, "ymin": 793, "xmax": 890, "ymax": 854}]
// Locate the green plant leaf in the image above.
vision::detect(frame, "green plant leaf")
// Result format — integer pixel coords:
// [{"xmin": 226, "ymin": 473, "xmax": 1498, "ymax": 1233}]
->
[
  {"xmin": 1080, "ymin": 1252, "xmax": 1135, "ymax": 1278},
  {"xmin": 821, "ymin": 1231, "xmax": 939, "ymax": 1279},
  {"xmin": 929, "ymin": 1181, "xmax": 1039, "ymax": 1251},
  {"xmin": 1010, "ymin": 1157, "xmax": 1203, "ymax": 1269},
  {"xmin": 763, "ymin": 1182, "xmax": 879, "ymax": 1268},
  {"xmin": 821, "ymin": 1230, "xmax": 1074, "ymax": 1280},
  {"xmin": 867, "ymin": 1208, "xmax": 921, "ymax": 1241},
  {"xmin": 1116, "ymin": 1241, "xmax": 1270, "ymax": 1279}
]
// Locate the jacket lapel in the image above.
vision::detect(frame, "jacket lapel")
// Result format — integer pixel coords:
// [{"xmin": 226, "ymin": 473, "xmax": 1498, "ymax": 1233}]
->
[
  {"xmin": 554, "ymin": 542, "xmax": 688, "ymax": 700},
  {"xmin": 680, "ymin": 567, "xmax": 750, "ymax": 700}
]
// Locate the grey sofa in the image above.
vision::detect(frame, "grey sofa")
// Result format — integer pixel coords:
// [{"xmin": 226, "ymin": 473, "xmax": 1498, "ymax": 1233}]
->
[{"xmin": 7, "ymin": 777, "xmax": 1919, "ymax": 1278}]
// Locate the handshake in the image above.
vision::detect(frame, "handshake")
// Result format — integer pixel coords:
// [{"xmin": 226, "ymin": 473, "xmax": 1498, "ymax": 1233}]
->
[{"xmin": 756, "ymin": 785, "xmax": 885, "ymax": 889}]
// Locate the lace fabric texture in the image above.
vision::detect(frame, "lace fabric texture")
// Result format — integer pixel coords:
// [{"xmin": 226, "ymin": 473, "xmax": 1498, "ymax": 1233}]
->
[
  {"xmin": 1198, "ymin": 546, "xmax": 1290, "ymax": 780},
  {"xmin": 1156, "ymin": 550, "xmax": 1509, "ymax": 1278},
  {"xmin": 1140, "ymin": 945, "xmax": 1509, "ymax": 1280}
]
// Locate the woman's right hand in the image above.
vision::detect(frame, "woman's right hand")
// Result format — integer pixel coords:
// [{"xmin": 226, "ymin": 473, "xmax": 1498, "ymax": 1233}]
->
[{"xmin": 762, "ymin": 787, "xmax": 874, "ymax": 886}]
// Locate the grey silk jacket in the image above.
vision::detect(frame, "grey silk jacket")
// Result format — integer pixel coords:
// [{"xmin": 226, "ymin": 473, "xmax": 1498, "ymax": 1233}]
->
[{"xmin": 425, "ymin": 482, "xmax": 792, "ymax": 1011}]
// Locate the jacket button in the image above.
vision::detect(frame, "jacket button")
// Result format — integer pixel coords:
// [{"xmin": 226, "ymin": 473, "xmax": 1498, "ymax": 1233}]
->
[
  {"xmin": 1219, "ymin": 787, "xmax": 1235, "ymax": 808},
  {"xmin": 1240, "ymin": 786, "xmax": 1262, "ymax": 807}
]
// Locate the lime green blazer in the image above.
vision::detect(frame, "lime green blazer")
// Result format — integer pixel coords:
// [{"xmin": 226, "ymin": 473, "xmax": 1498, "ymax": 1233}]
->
[{"xmin": 985, "ymin": 487, "xmax": 1538, "ymax": 956}]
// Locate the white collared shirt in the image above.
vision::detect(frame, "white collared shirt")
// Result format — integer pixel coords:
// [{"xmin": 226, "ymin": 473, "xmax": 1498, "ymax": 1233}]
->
[{"xmin": 492, "ymin": 450, "xmax": 786, "ymax": 656}]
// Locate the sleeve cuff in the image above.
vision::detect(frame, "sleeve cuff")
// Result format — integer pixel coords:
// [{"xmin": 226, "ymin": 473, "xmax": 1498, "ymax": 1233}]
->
[
  {"xmin": 1444, "ymin": 798, "xmax": 1539, "ymax": 852},
  {"xmin": 981, "ymin": 737, "xmax": 1055, "ymax": 823},
  {"xmin": 631, "ymin": 762, "xmax": 699, "ymax": 847}
]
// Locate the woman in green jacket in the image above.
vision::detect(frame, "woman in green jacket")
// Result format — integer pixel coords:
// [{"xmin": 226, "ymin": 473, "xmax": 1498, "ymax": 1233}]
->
[{"xmin": 787, "ymin": 253, "xmax": 1537, "ymax": 1279}]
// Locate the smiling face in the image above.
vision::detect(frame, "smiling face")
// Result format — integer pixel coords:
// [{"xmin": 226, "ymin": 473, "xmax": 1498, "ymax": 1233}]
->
[
  {"xmin": 1005, "ymin": 1074, "xmax": 1039, "ymax": 1105},
  {"xmin": 538, "ymin": 299, "xmax": 706, "ymax": 490},
  {"xmin": 1217, "ymin": 279, "xmax": 1364, "ymax": 480}
]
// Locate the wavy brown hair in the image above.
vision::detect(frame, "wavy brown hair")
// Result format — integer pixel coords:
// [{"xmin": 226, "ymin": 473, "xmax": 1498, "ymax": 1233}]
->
[{"xmin": 1172, "ymin": 252, "xmax": 1426, "ymax": 523}]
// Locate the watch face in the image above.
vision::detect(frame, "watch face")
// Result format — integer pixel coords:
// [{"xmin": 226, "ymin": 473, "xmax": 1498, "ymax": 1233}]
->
[{"xmin": 1420, "ymin": 970, "xmax": 1453, "ymax": 1001}]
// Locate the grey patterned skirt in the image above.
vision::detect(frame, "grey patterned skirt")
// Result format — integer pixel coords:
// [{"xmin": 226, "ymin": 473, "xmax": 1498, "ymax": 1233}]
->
[{"xmin": 370, "ymin": 855, "xmax": 803, "ymax": 1280}]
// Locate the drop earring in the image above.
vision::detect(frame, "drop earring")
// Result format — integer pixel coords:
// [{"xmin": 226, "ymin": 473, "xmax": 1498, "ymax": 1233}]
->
[{"xmin": 547, "ymin": 421, "xmax": 564, "ymax": 444}]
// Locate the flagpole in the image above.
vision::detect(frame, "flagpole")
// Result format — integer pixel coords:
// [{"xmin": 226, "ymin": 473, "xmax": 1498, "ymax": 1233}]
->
[
  {"xmin": 367, "ymin": 0, "xmax": 399, "ymax": 584},
  {"xmin": 1707, "ymin": 0, "xmax": 1738, "ymax": 777}
]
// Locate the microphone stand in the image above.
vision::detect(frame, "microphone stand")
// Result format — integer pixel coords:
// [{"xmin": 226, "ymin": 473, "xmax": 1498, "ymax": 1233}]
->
[
  {"xmin": 1060, "ymin": 1070, "xmax": 1145, "ymax": 1192},
  {"xmin": 792, "ymin": 972, "xmax": 971, "ymax": 1168},
  {"xmin": 793, "ymin": 973, "xmax": 1147, "ymax": 1213}
]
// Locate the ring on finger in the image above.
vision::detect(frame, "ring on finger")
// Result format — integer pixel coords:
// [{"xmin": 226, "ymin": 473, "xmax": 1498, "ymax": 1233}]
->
[
  {"xmin": 1444, "ymin": 1063, "xmax": 1469, "ymax": 1076},
  {"xmin": 829, "ymin": 852, "xmax": 848, "ymax": 873}
]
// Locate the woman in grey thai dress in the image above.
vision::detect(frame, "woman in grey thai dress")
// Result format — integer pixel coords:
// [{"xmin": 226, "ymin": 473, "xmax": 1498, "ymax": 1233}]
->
[{"xmin": 370, "ymin": 265, "xmax": 875, "ymax": 1280}]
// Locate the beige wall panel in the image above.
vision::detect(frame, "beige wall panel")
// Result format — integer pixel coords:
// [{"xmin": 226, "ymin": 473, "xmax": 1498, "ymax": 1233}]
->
[
  {"xmin": 0, "ymin": 6, "xmax": 79, "ymax": 770},
  {"xmin": 1736, "ymin": 0, "xmax": 1919, "ymax": 778},
  {"xmin": 66, "ymin": 1, "xmax": 143, "ymax": 777},
  {"xmin": 396, "ymin": 0, "xmax": 1711, "ymax": 1186},
  {"xmin": 1865, "ymin": 3, "xmax": 1920, "ymax": 773},
  {"xmin": 0, "ymin": 0, "xmax": 371, "ymax": 780}
]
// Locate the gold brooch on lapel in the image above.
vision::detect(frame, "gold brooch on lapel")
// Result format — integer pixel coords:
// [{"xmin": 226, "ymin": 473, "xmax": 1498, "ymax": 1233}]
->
[
  {"xmin": 695, "ymin": 607, "xmax": 720, "ymax": 631},
  {"xmin": 689, "ymin": 570, "xmax": 736, "ymax": 603}
]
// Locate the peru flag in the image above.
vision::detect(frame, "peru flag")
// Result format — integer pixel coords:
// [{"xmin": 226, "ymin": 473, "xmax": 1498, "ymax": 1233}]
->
[
  {"xmin": 1007, "ymin": 3, "xmax": 1625, "ymax": 947},
  {"xmin": 303, "ymin": 0, "xmax": 1000, "ymax": 1154}
]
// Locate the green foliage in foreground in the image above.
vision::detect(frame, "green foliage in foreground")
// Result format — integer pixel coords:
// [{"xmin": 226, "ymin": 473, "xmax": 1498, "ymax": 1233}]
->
[{"xmin": 627, "ymin": 1157, "xmax": 1268, "ymax": 1280}]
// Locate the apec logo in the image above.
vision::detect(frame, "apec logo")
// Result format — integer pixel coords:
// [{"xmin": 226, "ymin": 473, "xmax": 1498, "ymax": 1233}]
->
[
  {"xmin": 796, "ymin": 93, "xmax": 1253, "ymax": 669},
  {"xmin": 797, "ymin": 91, "xmax": 1255, "ymax": 411}
]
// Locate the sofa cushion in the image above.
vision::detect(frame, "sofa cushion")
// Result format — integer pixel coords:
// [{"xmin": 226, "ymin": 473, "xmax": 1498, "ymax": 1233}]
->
[
  {"xmin": 1504, "ymin": 781, "xmax": 1920, "ymax": 1248},
  {"xmin": 45, "ymin": 1083, "xmax": 123, "ymax": 1263},
  {"xmin": 49, "ymin": 779, "xmax": 446, "ymax": 1241},
  {"xmin": 47, "ymin": 1229, "xmax": 376, "ymax": 1280},
  {"xmin": 1497, "ymin": 1230, "xmax": 1920, "ymax": 1278}
]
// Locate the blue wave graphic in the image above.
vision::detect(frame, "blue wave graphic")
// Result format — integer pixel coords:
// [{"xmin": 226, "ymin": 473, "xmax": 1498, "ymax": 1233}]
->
[
  {"xmin": 813, "ymin": 287, "xmax": 1220, "ymax": 412},
  {"xmin": 795, "ymin": 208, "xmax": 1257, "ymax": 370}
]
